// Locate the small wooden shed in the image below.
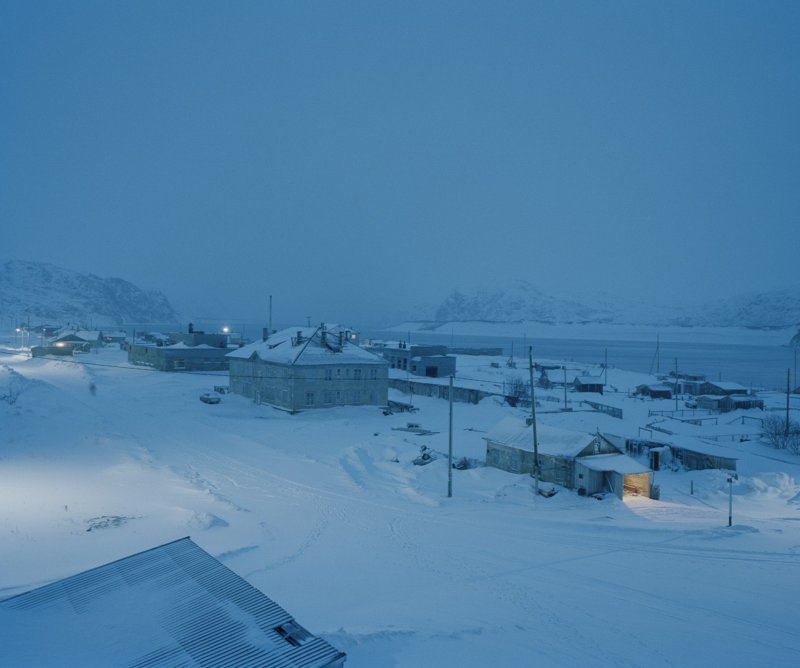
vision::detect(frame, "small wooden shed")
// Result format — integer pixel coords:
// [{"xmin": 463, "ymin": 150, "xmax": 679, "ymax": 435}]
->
[
  {"xmin": 574, "ymin": 375, "xmax": 604, "ymax": 394},
  {"xmin": 574, "ymin": 454, "xmax": 651, "ymax": 498},
  {"xmin": 636, "ymin": 383, "xmax": 673, "ymax": 399}
]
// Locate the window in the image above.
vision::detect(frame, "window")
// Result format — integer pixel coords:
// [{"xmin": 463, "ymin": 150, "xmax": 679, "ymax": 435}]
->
[
  {"xmin": 275, "ymin": 621, "xmax": 312, "ymax": 647},
  {"xmin": 354, "ymin": 369, "xmax": 362, "ymax": 380},
  {"xmin": 305, "ymin": 392, "xmax": 314, "ymax": 407},
  {"xmin": 324, "ymin": 368, "xmax": 332, "ymax": 380},
  {"xmin": 370, "ymin": 368, "xmax": 377, "ymax": 379}
]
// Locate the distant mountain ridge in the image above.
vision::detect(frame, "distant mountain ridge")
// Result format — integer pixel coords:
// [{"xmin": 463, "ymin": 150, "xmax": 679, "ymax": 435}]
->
[
  {"xmin": 0, "ymin": 260, "xmax": 179, "ymax": 326},
  {"xmin": 435, "ymin": 280, "xmax": 800, "ymax": 330}
]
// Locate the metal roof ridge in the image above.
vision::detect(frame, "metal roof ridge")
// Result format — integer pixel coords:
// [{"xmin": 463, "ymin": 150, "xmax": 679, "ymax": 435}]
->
[{"xmin": 0, "ymin": 536, "xmax": 193, "ymax": 603}]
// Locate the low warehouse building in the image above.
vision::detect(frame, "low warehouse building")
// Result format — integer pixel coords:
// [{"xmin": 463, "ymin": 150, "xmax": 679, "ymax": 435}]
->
[
  {"xmin": 574, "ymin": 375, "xmax": 604, "ymax": 394},
  {"xmin": 127, "ymin": 324, "xmax": 232, "ymax": 371},
  {"xmin": 636, "ymin": 383, "xmax": 673, "ymax": 399},
  {"xmin": 484, "ymin": 417, "xmax": 651, "ymax": 498}
]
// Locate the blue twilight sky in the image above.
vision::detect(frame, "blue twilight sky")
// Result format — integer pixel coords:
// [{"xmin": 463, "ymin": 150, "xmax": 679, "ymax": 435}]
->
[{"xmin": 1, "ymin": 1, "xmax": 798, "ymax": 326}]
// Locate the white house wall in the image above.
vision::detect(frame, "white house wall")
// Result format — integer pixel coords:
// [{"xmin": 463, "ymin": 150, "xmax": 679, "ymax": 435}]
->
[{"xmin": 229, "ymin": 359, "xmax": 388, "ymax": 412}]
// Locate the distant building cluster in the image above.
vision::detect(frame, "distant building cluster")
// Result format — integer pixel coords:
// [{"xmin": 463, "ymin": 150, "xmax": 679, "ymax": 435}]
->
[{"xmin": 127, "ymin": 323, "xmax": 231, "ymax": 372}]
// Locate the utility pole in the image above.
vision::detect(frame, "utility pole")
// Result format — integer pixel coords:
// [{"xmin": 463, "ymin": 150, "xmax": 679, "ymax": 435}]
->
[
  {"xmin": 787, "ymin": 368, "xmax": 792, "ymax": 438},
  {"xmin": 269, "ymin": 295, "xmax": 273, "ymax": 337},
  {"xmin": 563, "ymin": 365, "xmax": 568, "ymax": 409},
  {"xmin": 529, "ymin": 347, "xmax": 540, "ymax": 497},
  {"xmin": 674, "ymin": 357, "xmax": 679, "ymax": 412},
  {"xmin": 604, "ymin": 348, "xmax": 608, "ymax": 387},
  {"xmin": 448, "ymin": 375, "xmax": 453, "ymax": 498},
  {"xmin": 727, "ymin": 476, "xmax": 734, "ymax": 527}
]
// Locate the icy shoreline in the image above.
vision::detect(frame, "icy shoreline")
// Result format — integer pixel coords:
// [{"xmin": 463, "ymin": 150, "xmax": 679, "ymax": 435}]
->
[{"xmin": 389, "ymin": 320, "xmax": 796, "ymax": 347}]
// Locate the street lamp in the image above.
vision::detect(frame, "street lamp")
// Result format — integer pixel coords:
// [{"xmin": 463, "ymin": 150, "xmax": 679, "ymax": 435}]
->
[{"xmin": 727, "ymin": 473, "xmax": 738, "ymax": 527}]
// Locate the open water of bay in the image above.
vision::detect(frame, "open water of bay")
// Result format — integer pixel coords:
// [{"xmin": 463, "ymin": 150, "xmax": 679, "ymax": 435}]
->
[{"xmin": 368, "ymin": 330, "xmax": 797, "ymax": 392}]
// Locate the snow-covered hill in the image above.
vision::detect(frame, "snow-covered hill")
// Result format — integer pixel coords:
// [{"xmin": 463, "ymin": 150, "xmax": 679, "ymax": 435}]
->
[
  {"xmin": 0, "ymin": 260, "xmax": 179, "ymax": 326},
  {"xmin": 434, "ymin": 280, "xmax": 800, "ymax": 329}
]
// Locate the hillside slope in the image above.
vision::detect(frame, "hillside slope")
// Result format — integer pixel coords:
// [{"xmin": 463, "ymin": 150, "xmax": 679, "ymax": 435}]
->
[
  {"xmin": 435, "ymin": 280, "xmax": 800, "ymax": 329},
  {"xmin": 0, "ymin": 260, "xmax": 178, "ymax": 326}
]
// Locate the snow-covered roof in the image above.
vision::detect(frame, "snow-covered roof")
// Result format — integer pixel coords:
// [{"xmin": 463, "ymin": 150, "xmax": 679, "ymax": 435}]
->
[
  {"xmin": 577, "ymin": 453, "xmax": 650, "ymax": 475},
  {"xmin": 574, "ymin": 375, "xmax": 604, "ymax": 385},
  {"xmin": 668, "ymin": 435, "xmax": 740, "ymax": 459},
  {"xmin": 228, "ymin": 325, "xmax": 387, "ymax": 367},
  {"xmin": 637, "ymin": 383, "xmax": 673, "ymax": 392},
  {"xmin": 166, "ymin": 342, "xmax": 220, "ymax": 350},
  {"xmin": 55, "ymin": 330, "xmax": 102, "ymax": 342},
  {"xmin": 485, "ymin": 417, "xmax": 595, "ymax": 456},
  {"xmin": 0, "ymin": 537, "xmax": 345, "ymax": 667},
  {"xmin": 704, "ymin": 381, "xmax": 748, "ymax": 392}
]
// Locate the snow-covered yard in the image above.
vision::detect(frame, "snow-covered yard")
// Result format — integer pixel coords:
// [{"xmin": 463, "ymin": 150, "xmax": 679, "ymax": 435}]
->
[{"xmin": 1, "ymin": 345, "xmax": 799, "ymax": 666}]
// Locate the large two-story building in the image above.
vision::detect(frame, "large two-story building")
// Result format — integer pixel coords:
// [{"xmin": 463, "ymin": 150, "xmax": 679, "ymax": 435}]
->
[{"xmin": 227, "ymin": 324, "xmax": 389, "ymax": 412}]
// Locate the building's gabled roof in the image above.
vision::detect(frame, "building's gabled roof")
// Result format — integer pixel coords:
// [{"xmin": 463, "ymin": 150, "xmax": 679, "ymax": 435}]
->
[
  {"xmin": 0, "ymin": 537, "xmax": 345, "ymax": 668},
  {"xmin": 484, "ymin": 417, "xmax": 596, "ymax": 457},
  {"xmin": 577, "ymin": 453, "xmax": 650, "ymax": 475},
  {"xmin": 228, "ymin": 325, "xmax": 387, "ymax": 367},
  {"xmin": 729, "ymin": 395, "xmax": 762, "ymax": 403},
  {"xmin": 54, "ymin": 330, "xmax": 102, "ymax": 343},
  {"xmin": 637, "ymin": 383, "xmax": 673, "ymax": 392},
  {"xmin": 574, "ymin": 375, "xmax": 604, "ymax": 385},
  {"xmin": 703, "ymin": 381, "xmax": 748, "ymax": 392}
]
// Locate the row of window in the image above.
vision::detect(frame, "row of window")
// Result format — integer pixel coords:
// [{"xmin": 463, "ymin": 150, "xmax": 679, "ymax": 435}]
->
[
  {"xmin": 322, "ymin": 368, "xmax": 379, "ymax": 380},
  {"xmin": 305, "ymin": 390, "xmax": 377, "ymax": 406}
]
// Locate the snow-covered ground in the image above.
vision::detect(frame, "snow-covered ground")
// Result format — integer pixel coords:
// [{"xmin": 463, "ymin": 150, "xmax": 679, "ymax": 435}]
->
[{"xmin": 1, "ymin": 343, "xmax": 799, "ymax": 666}]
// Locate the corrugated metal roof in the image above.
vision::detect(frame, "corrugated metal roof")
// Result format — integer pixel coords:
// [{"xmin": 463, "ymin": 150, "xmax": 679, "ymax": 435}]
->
[
  {"xmin": 484, "ymin": 417, "xmax": 595, "ymax": 456},
  {"xmin": 577, "ymin": 453, "xmax": 651, "ymax": 475},
  {"xmin": 0, "ymin": 537, "xmax": 345, "ymax": 668}
]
